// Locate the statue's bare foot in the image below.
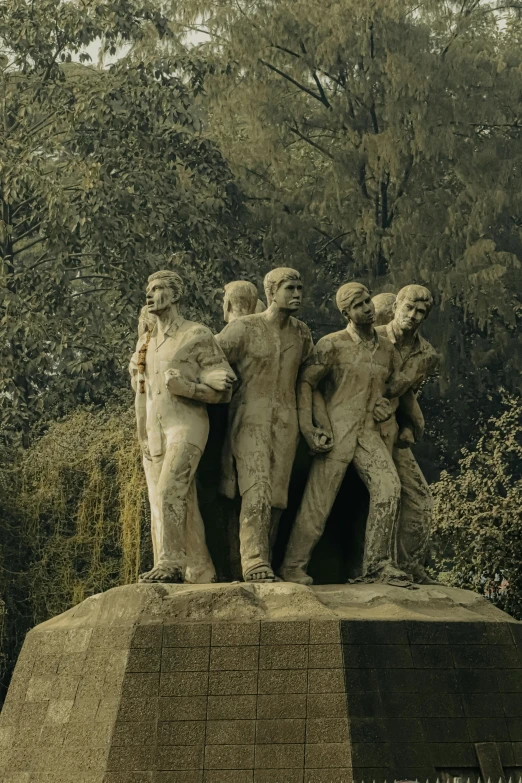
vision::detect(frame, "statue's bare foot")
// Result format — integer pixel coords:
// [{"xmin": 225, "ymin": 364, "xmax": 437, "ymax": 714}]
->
[
  {"xmin": 139, "ymin": 565, "xmax": 183, "ymax": 584},
  {"xmin": 279, "ymin": 567, "xmax": 313, "ymax": 586},
  {"xmin": 244, "ymin": 565, "xmax": 276, "ymax": 583},
  {"xmin": 371, "ymin": 564, "xmax": 417, "ymax": 589},
  {"xmin": 412, "ymin": 566, "xmax": 439, "ymax": 586}
]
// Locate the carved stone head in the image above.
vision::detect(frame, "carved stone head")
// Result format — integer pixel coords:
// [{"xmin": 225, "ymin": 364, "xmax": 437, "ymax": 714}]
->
[
  {"xmin": 394, "ymin": 284, "xmax": 433, "ymax": 334},
  {"xmin": 336, "ymin": 282, "xmax": 375, "ymax": 326},
  {"xmin": 372, "ymin": 293, "xmax": 397, "ymax": 327},
  {"xmin": 146, "ymin": 270, "xmax": 184, "ymax": 316},
  {"xmin": 263, "ymin": 267, "xmax": 302, "ymax": 312},
  {"xmin": 223, "ymin": 280, "xmax": 259, "ymax": 323}
]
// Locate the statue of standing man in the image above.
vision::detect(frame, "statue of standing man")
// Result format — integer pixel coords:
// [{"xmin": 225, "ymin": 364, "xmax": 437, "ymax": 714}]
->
[
  {"xmin": 216, "ymin": 268, "xmax": 329, "ymax": 583},
  {"xmin": 281, "ymin": 282, "xmax": 410, "ymax": 585},
  {"xmin": 130, "ymin": 268, "xmax": 236, "ymax": 584},
  {"xmin": 376, "ymin": 284, "xmax": 439, "ymax": 584}
]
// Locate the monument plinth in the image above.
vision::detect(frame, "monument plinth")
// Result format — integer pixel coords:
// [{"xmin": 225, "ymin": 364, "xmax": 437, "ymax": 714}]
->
[{"xmin": 2, "ymin": 582, "xmax": 522, "ymax": 783}]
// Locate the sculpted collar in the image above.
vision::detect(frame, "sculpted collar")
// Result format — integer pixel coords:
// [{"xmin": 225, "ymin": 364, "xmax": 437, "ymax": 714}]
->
[
  {"xmin": 387, "ymin": 321, "xmax": 422, "ymax": 355},
  {"xmin": 152, "ymin": 316, "xmax": 185, "ymax": 349},
  {"xmin": 346, "ymin": 321, "xmax": 378, "ymax": 349}
]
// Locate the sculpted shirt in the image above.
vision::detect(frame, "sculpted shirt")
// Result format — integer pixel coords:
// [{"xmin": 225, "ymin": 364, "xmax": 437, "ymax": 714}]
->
[
  {"xmin": 216, "ymin": 312, "xmax": 314, "ymax": 509},
  {"xmin": 376, "ymin": 322, "xmax": 440, "ymax": 445},
  {"xmin": 130, "ymin": 318, "xmax": 232, "ymax": 458},
  {"xmin": 301, "ymin": 323, "xmax": 407, "ymax": 463}
]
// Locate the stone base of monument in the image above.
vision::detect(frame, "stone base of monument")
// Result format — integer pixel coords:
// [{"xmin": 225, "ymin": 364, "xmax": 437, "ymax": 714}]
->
[{"xmin": 2, "ymin": 582, "xmax": 522, "ymax": 783}]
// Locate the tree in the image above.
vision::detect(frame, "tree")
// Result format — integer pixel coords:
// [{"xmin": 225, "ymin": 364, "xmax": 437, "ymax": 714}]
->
[
  {"xmin": 0, "ymin": 397, "xmax": 148, "ymax": 699},
  {"xmin": 431, "ymin": 391, "xmax": 522, "ymax": 619},
  {"xmin": 163, "ymin": 0, "xmax": 522, "ymax": 446},
  {"xmin": 0, "ymin": 0, "xmax": 257, "ymax": 442}
]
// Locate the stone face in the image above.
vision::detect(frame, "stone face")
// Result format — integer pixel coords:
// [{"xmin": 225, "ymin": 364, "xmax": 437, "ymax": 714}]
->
[{"xmin": 2, "ymin": 582, "xmax": 522, "ymax": 783}]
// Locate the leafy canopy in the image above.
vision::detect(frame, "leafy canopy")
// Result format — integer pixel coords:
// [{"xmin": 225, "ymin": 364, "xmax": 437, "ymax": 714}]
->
[
  {"xmin": 163, "ymin": 0, "xmax": 522, "ymax": 407},
  {"xmin": 0, "ymin": 0, "xmax": 256, "ymax": 441}
]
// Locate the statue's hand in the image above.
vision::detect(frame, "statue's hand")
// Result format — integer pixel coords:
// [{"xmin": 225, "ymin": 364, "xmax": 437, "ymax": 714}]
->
[
  {"xmin": 397, "ymin": 426, "xmax": 415, "ymax": 449},
  {"xmin": 140, "ymin": 440, "xmax": 152, "ymax": 461},
  {"xmin": 373, "ymin": 397, "xmax": 393, "ymax": 423},
  {"xmin": 164, "ymin": 368, "xmax": 188, "ymax": 396},
  {"xmin": 201, "ymin": 367, "xmax": 237, "ymax": 392},
  {"xmin": 303, "ymin": 427, "xmax": 334, "ymax": 454}
]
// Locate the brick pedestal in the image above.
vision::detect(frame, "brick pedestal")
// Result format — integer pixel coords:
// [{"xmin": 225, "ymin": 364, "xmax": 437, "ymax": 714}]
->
[{"xmin": 1, "ymin": 583, "xmax": 522, "ymax": 782}]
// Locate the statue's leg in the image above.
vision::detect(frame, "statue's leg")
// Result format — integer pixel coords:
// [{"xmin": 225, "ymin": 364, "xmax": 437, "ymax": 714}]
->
[
  {"xmin": 140, "ymin": 442, "xmax": 201, "ymax": 583},
  {"xmin": 184, "ymin": 480, "xmax": 217, "ymax": 584},
  {"xmin": 353, "ymin": 437, "xmax": 404, "ymax": 581},
  {"xmin": 142, "ymin": 454, "xmax": 163, "ymax": 567},
  {"xmin": 280, "ymin": 455, "xmax": 347, "ymax": 584},
  {"xmin": 269, "ymin": 507, "xmax": 283, "ymax": 556},
  {"xmin": 239, "ymin": 481, "xmax": 275, "ymax": 582},
  {"xmin": 394, "ymin": 446, "xmax": 435, "ymax": 583}
]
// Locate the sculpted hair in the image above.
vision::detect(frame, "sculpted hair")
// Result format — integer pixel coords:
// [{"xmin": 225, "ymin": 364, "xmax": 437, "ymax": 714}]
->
[
  {"xmin": 396, "ymin": 284, "xmax": 433, "ymax": 314},
  {"xmin": 372, "ymin": 292, "xmax": 396, "ymax": 327},
  {"xmin": 147, "ymin": 269, "xmax": 184, "ymax": 302},
  {"xmin": 335, "ymin": 282, "xmax": 370, "ymax": 313},
  {"xmin": 224, "ymin": 280, "xmax": 259, "ymax": 315},
  {"xmin": 263, "ymin": 267, "xmax": 301, "ymax": 306}
]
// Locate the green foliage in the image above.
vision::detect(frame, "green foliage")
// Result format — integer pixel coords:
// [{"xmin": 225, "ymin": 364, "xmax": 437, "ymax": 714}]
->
[
  {"xmin": 0, "ymin": 0, "xmax": 257, "ymax": 442},
  {"xmin": 431, "ymin": 391, "xmax": 522, "ymax": 619},
  {"xmin": 163, "ymin": 0, "xmax": 522, "ymax": 417},
  {"xmin": 0, "ymin": 399, "xmax": 149, "ymax": 697}
]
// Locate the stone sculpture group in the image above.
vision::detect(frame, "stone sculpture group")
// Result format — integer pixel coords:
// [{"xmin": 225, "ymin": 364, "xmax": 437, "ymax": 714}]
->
[{"xmin": 129, "ymin": 266, "xmax": 439, "ymax": 588}]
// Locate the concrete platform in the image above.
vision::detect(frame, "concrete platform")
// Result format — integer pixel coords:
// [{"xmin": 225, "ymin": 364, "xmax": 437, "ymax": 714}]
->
[{"xmin": 1, "ymin": 583, "xmax": 521, "ymax": 782}]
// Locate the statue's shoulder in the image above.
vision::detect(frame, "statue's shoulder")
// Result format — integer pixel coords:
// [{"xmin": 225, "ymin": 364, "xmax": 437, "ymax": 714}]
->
[
  {"xmin": 240, "ymin": 314, "xmax": 262, "ymax": 328},
  {"xmin": 377, "ymin": 332, "xmax": 394, "ymax": 350},
  {"xmin": 375, "ymin": 324, "xmax": 387, "ymax": 338},
  {"xmin": 289, "ymin": 316, "xmax": 312, "ymax": 337},
  {"xmin": 418, "ymin": 334, "xmax": 440, "ymax": 366},
  {"xmin": 181, "ymin": 320, "xmax": 215, "ymax": 341},
  {"xmin": 316, "ymin": 329, "xmax": 346, "ymax": 352}
]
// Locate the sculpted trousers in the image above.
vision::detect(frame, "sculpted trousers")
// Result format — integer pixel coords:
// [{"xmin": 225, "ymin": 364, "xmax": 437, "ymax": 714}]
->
[
  {"xmin": 143, "ymin": 441, "xmax": 215, "ymax": 583},
  {"xmin": 239, "ymin": 481, "xmax": 281, "ymax": 578},
  {"xmin": 393, "ymin": 445, "xmax": 432, "ymax": 575},
  {"xmin": 283, "ymin": 435, "xmax": 401, "ymax": 577}
]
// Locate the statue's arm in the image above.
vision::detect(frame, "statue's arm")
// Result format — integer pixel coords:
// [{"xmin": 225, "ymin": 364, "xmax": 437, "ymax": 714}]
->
[
  {"xmin": 298, "ymin": 341, "xmax": 334, "ymax": 453},
  {"xmin": 165, "ymin": 369, "xmax": 232, "ymax": 404},
  {"xmin": 297, "ymin": 378, "xmax": 315, "ymax": 436},
  {"xmin": 312, "ymin": 389, "xmax": 331, "ymax": 432},
  {"xmin": 166, "ymin": 327, "xmax": 236, "ymax": 404},
  {"xmin": 384, "ymin": 348, "xmax": 411, "ymax": 399},
  {"xmin": 397, "ymin": 388, "xmax": 425, "ymax": 441}
]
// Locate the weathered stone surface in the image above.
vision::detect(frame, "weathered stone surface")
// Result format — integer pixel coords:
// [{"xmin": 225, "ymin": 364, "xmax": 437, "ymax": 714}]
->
[
  {"xmin": 2, "ymin": 582, "xmax": 522, "ymax": 783},
  {"xmin": 32, "ymin": 581, "xmax": 517, "ymax": 629}
]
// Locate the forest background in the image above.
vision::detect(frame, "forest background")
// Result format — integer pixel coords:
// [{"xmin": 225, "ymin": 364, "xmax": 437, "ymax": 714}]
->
[{"xmin": 0, "ymin": 0, "xmax": 522, "ymax": 700}]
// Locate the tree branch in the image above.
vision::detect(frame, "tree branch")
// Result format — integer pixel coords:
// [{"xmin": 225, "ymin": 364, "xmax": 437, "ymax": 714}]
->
[
  {"xmin": 299, "ymin": 41, "xmax": 331, "ymax": 109},
  {"xmin": 314, "ymin": 231, "xmax": 351, "ymax": 258},
  {"xmin": 259, "ymin": 59, "xmax": 330, "ymax": 108},
  {"xmin": 369, "ymin": 103, "xmax": 379, "ymax": 134},
  {"xmin": 70, "ymin": 275, "xmax": 117, "ymax": 282},
  {"xmin": 388, "ymin": 156, "xmax": 414, "ymax": 226},
  {"xmin": 12, "ymin": 221, "xmax": 44, "ymax": 245},
  {"xmin": 70, "ymin": 287, "xmax": 112, "ymax": 298},
  {"xmin": 288, "ymin": 126, "xmax": 334, "ymax": 159},
  {"xmin": 25, "ymin": 252, "xmax": 53, "ymax": 271},
  {"xmin": 12, "ymin": 236, "xmax": 45, "ymax": 256}
]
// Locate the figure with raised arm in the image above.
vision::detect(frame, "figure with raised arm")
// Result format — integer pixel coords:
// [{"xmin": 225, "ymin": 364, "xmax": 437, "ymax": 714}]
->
[
  {"xmin": 216, "ymin": 267, "xmax": 331, "ymax": 583},
  {"xmin": 130, "ymin": 268, "xmax": 236, "ymax": 584},
  {"xmin": 280, "ymin": 282, "xmax": 410, "ymax": 586}
]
